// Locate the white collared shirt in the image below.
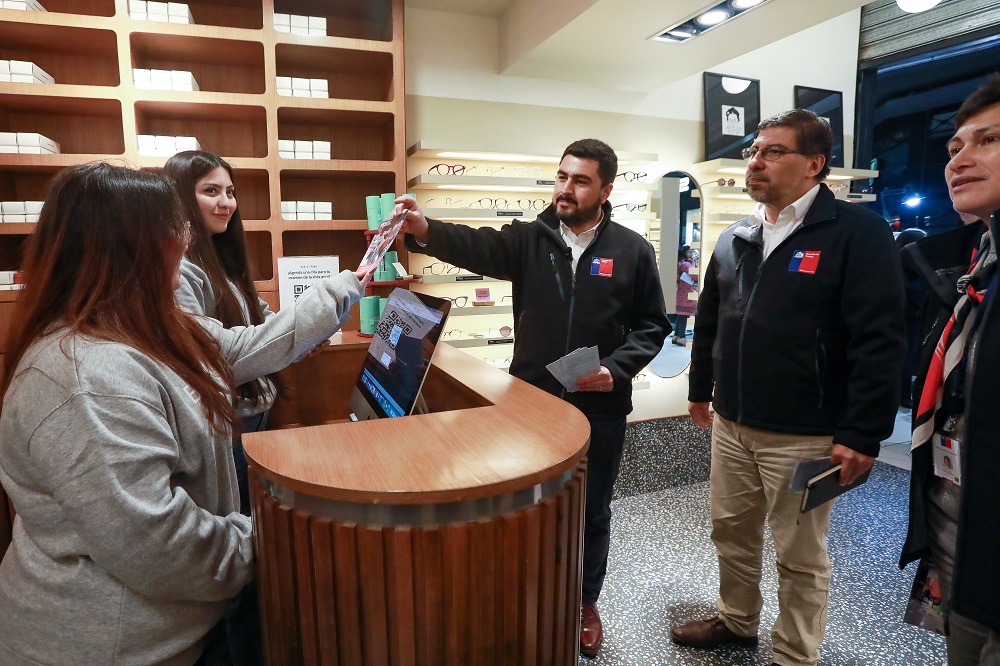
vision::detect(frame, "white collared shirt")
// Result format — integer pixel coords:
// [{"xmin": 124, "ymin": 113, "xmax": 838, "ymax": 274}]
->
[
  {"xmin": 750, "ymin": 183, "xmax": 821, "ymax": 260},
  {"xmin": 559, "ymin": 214, "xmax": 601, "ymax": 273}
]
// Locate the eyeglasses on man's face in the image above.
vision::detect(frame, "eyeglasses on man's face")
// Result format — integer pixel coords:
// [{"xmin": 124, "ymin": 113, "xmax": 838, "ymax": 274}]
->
[{"xmin": 741, "ymin": 145, "xmax": 808, "ymax": 162}]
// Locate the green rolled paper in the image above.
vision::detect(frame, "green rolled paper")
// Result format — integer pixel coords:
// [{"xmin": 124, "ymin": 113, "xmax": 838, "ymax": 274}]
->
[
  {"xmin": 383, "ymin": 251, "xmax": 398, "ymax": 280},
  {"xmin": 365, "ymin": 195, "xmax": 381, "ymax": 230},
  {"xmin": 379, "ymin": 297, "xmax": 387, "ymax": 319},
  {"xmin": 379, "ymin": 192, "xmax": 397, "ymax": 221},
  {"xmin": 359, "ymin": 295, "xmax": 379, "ymax": 334}
]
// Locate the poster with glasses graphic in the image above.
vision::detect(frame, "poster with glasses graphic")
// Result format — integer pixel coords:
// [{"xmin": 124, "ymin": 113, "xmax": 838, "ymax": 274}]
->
[
  {"xmin": 703, "ymin": 72, "xmax": 760, "ymax": 161},
  {"xmin": 793, "ymin": 85, "xmax": 844, "ymax": 168}
]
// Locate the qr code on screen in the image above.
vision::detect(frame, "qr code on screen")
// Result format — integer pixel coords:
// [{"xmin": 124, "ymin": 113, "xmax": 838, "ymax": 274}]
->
[{"xmin": 375, "ymin": 309, "xmax": 413, "ymax": 341}]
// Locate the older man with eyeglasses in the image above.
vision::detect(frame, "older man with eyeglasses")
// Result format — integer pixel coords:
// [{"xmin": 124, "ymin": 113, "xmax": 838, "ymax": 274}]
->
[{"xmin": 671, "ymin": 109, "xmax": 905, "ymax": 666}]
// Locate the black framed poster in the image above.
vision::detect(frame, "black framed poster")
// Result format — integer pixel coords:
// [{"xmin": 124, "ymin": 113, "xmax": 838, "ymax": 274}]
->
[
  {"xmin": 794, "ymin": 85, "xmax": 844, "ymax": 168},
  {"xmin": 703, "ymin": 72, "xmax": 760, "ymax": 161}
]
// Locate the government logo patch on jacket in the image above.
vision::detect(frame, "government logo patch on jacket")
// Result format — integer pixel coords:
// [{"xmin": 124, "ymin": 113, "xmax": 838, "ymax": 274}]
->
[
  {"xmin": 591, "ymin": 257, "xmax": 614, "ymax": 277},
  {"xmin": 788, "ymin": 250, "xmax": 821, "ymax": 274}
]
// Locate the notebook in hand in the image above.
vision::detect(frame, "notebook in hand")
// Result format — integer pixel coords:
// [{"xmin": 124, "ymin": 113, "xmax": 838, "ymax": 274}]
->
[{"xmin": 799, "ymin": 464, "xmax": 872, "ymax": 513}]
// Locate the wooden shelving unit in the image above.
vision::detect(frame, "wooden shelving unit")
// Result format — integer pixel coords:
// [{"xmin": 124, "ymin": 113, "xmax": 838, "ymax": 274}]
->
[{"xmin": 0, "ymin": 0, "xmax": 406, "ymax": 317}]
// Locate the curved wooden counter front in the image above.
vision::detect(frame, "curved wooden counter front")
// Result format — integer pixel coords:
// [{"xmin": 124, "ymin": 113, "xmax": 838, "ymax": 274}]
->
[{"xmin": 244, "ymin": 340, "xmax": 591, "ymax": 666}]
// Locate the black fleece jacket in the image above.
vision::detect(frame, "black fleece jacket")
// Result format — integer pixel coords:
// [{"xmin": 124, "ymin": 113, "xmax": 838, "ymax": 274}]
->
[
  {"xmin": 689, "ymin": 184, "xmax": 906, "ymax": 456},
  {"xmin": 404, "ymin": 201, "xmax": 669, "ymax": 417}
]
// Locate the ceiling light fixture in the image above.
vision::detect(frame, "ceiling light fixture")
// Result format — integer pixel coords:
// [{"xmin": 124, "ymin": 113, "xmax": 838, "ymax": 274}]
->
[
  {"xmin": 652, "ymin": 0, "xmax": 773, "ymax": 44},
  {"xmin": 895, "ymin": 0, "xmax": 942, "ymax": 12}
]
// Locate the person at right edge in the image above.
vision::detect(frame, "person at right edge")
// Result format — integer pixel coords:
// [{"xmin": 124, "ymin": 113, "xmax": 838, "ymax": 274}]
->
[
  {"xmin": 397, "ymin": 138, "xmax": 669, "ymax": 659},
  {"xmin": 900, "ymin": 74, "xmax": 1000, "ymax": 665},
  {"xmin": 671, "ymin": 109, "xmax": 906, "ymax": 666}
]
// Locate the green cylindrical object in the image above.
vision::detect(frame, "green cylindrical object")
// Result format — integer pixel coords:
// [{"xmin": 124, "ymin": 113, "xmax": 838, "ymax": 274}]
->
[
  {"xmin": 359, "ymin": 295, "xmax": 380, "ymax": 334},
  {"xmin": 379, "ymin": 297, "xmax": 387, "ymax": 319},
  {"xmin": 365, "ymin": 195, "xmax": 381, "ymax": 230},
  {"xmin": 379, "ymin": 192, "xmax": 397, "ymax": 222},
  {"xmin": 383, "ymin": 251, "xmax": 398, "ymax": 280}
]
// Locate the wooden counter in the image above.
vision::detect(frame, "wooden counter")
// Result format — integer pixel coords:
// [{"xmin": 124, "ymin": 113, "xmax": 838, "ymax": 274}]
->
[{"xmin": 244, "ymin": 340, "xmax": 591, "ymax": 665}]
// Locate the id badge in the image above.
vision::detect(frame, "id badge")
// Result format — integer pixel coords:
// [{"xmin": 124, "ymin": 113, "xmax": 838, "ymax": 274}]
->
[{"xmin": 932, "ymin": 433, "xmax": 961, "ymax": 485}]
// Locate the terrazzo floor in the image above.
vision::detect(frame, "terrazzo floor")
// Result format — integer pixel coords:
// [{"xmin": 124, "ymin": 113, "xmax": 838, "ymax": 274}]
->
[{"xmin": 580, "ymin": 412, "xmax": 945, "ymax": 665}]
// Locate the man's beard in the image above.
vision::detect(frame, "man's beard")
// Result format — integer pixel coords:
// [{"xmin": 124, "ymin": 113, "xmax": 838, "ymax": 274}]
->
[{"xmin": 555, "ymin": 197, "xmax": 602, "ymax": 228}]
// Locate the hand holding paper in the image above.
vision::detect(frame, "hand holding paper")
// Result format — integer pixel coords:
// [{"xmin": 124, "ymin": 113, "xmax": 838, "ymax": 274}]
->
[
  {"xmin": 358, "ymin": 208, "xmax": 408, "ymax": 274},
  {"xmin": 546, "ymin": 346, "xmax": 601, "ymax": 392}
]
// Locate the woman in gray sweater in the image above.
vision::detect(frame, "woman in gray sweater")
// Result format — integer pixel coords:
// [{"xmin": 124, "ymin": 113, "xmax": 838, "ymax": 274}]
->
[{"xmin": 0, "ymin": 163, "xmax": 369, "ymax": 665}]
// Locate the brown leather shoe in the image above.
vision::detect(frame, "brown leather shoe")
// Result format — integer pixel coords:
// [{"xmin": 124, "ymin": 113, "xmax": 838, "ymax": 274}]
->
[
  {"xmin": 580, "ymin": 604, "xmax": 603, "ymax": 658},
  {"xmin": 670, "ymin": 615, "xmax": 758, "ymax": 649}
]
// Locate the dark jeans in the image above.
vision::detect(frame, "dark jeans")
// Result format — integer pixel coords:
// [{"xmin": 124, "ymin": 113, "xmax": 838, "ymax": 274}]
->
[{"xmin": 582, "ymin": 413, "xmax": 628, "ymax": 605}]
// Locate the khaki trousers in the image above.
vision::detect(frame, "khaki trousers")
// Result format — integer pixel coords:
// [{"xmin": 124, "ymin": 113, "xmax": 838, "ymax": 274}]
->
[{"xmin": 710, "ymin": 415, "xmax": 836, "ymax": 666}]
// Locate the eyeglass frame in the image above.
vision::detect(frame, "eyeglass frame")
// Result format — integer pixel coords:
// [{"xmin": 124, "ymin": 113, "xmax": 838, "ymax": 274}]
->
[
  {"xmin": 741, "ymin": 145, "xmax": 809, "ymax": 162},
  {"xmin": 444, "ymin": 295, "xmax": 469, "ymax": 307},
  {"xmin": 715, "ymin": 178, "xmax": 736, "ymax": 187},
  {"xmin": 428, "ymin": 163, "xmax": 466, "ymax": 175},
  {"xmin": 467, "ymin": 197, "xmax": 509, "ymax": 209},
  {"xmin": 516, "ymin": 198, "xmax": 548, "ymax": 210},
  {"xmin": 421, "ymin": 262, "xmax": 460, "ymax": 275},
  {"xmin": 611, "ymin": 202, "xmax": 648, "ymax": 213},
  {"xmin": 442, "ymin": 328, "xmax": 463, "ymax": 339},
  {"xmin": 616, "ymin": 171, "xmax": 648, "ymax": 183}
]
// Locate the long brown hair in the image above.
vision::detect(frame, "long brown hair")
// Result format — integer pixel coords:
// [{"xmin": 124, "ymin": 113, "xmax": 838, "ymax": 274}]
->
[
  {"xmin": 163, "ymin": 150, "xmax": 279, "ymax": 405},
  {"xmin": 0, "ymin": 163, "xmax": 235, "ymax": 432}
]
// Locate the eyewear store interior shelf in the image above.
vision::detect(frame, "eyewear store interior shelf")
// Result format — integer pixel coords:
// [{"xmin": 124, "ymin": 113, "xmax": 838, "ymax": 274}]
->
[
  {"xmin": 689, "ymin": 157, "xmax": 879, "ymax": 263},
  {"xmin": 406, "ymin": 140, "xmax": 659, "ymax": 383},
  {"xmin": 0, "ymin": 0, "xmax": 406, "ymax": 325}
]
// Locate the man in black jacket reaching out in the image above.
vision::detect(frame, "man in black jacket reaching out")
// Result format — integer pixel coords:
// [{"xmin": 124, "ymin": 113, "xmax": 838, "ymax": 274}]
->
[
  {"xmin": 671, "ymin": 110, "xmax": 905, "ymax": 666},
  {"xmin": 398, "ymin": 138, "xmax": 669, "ymax": 658}
]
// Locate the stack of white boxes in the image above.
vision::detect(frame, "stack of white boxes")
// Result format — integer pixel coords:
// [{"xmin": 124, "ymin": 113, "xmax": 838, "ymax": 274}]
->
[
  {"xmin": 273, "ymin": 13, "xmax": 326, "ymax": 36},
  {"xmin": 0, "ymin": 0, "xmax": 46, "ymax": 11},
  {"xmin": 0, "ymin": 201, "xmax": 43, "ymax": 223},
  {"xmin": 128, "ymin": 0, "xmax": 193, "ymax": 23},
  {"xmin": 0, "ymin": 270, "xmax": 25, "ymax": 291},
  {"xmin": 276, "ymin": 76, "xmax": 328, "ymax": 98},
  {"xmin": 133, "ymin": 68, "xmax": 199, "ymax": 91},
  {"xmin": 0, "ymin": 132, "xmax": 60, "ymax": 154},
  {"xmin": 0, "ymin": 60, "xmax": 54, "ymax": 84},
  {"xmin": 280, "ymin": 201, "xmax": 332, "ymax": 221},
  {"xmin": 277, "ymin": 140, "xmax": 331, "ymax": 160},
  {"xmin": 137, "ymin": 135, "xmax": 201, "ymax": 157}
]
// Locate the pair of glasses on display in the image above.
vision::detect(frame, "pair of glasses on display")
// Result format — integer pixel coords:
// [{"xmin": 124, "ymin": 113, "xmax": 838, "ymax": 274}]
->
[
  {"xmin": 422, "ymin": 262, "xmax": 460, "ymax": 275},
  {"xmin": 616, "ymin": 171, "xmax": 648, "ymax": 183},
  {"xmin": 445, "ymin": 296, "xmax": 469, "ymax": 307},
  {"xmin": 513, "ymin": 166, "xmax": 544, "ymax": 178},
  {"xmin": 612, "ymin": 202, "xmax": 648, "ymax": 213},
  {"xmin": 632, "ymin": 373, "xmax": 647, "ymax": 383},
  {"xmin": 444, "ymin": 327, "xmax": 513, "ymax": 339},
  {"xmin": 740, "ymin": 145, "xmax": 808, "ymax": 162},
  {"xmin": 468, "ymin": 197, "xmax": 549, "ymax": 210},
  {"xmin": 715, "ymin": 178, "xmax": 737, "ymax": 187},
  {"xmin": 428, "ymin": 164, "xmax": 506, "ymax": 176},
  {"xmin": 423, "ymin": 197, "xmax": 465, "ymax": 207}
]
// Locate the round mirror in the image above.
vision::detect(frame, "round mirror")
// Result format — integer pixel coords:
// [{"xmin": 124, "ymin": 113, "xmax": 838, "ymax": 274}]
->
[{"xmin": 648, "ymin": 170, "xmax": 701, "ymax": 378}]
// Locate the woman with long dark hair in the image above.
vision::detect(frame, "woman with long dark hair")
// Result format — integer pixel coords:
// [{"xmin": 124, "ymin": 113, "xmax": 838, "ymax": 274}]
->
[
  {"xmin": 163, "ymin": 150, "xmax": 279, "ymax": 516},
  {"xmin": 0, "ymin": 163, "xmax": 367, "ymax": 665}
]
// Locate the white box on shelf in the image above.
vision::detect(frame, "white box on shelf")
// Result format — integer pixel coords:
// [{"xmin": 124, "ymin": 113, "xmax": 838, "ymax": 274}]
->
[
  {"xmin": 273, "ymin": 12, "xmax": 290, "ymax": 26},
  {"xmin": 15, "ymin": 133, "xmax": 59, "ymax": 153},
  {"xmin": 294, "ymin": 140, "xmax": 312, "ymax": 153},
  {"xmin": 309, "ymin": 90, "xmax": 328, "ymax": 99},
  {"xmin": 170, "ymin": 70, "xmax": 199, "ymax": 91},
  {"xmin": 296, "ymin": 200, "xmax": 314, "ymax": 216},
  {"xmin": 137, "ymin": 135, "xmax": 157, "ymax": 155},
  {"xmin": 147, "ymin": 12, "xmax": 170, "ymax": 22},
  {"xmin": 314, "ymin": 201, "xmax": 332, "ymax": 215},
  {"xmin": 24, "ymin": 201, "xmax": 43, "ymax": 214},
  {"xmin": 147, "ymin": 1, "xmax": 167, "ymax": 14},
  {"xmin": 314, "ymin": 151, "xmax": 331, "ymax": 160},
  {"xmin": 167, "ymin": 2, "xmax": 192, "ymax": 23},
  {"xmin": 290, "ymin": 14, "xmax": 308, "ymax": 29},
  {"xmin": 175, "ymin": 136, "xmax": 200, "ymax": 151},
  {"xmin": 2, "ymin": 202, "xmax": 26, "ymax": 215},
  {"xmin": 308, "ymin": 16, "xmax": 326, "ymax": 35},
  {"xmin": 0, "ymin": 132, "xmax": 14, "ymax": 145},
  {"xmin": 150, "ymin": 69, "xmax": 172, "ymax": 89},
  {"xmin": 310, "ymin": 78, "xmax": 328, "ymax": 92},
  {"xmin": 8, "ymin": 61, "xmax": 52, "ymax": 84},
  {"xmin": 276, "ymin": 76, "xmax": 291, "ymax": 89},
  {"xmin": 274, "ymin": 23, "xmax": 291, "ymax": 33},
  {"xmin": 129, "ymin": 0, "xmax": 147, "ymax": 11},
  {"xmin": 25, "ymin": 214, "xmax": 39, "ymax": 223},
  {"xmin": 154, "ymin": 135, "xmax": 176, "ymax": 155},
  {"xmin": 133, "ymin": 68, "xmax": 152, "ymax": 88},
  {"xmin": 0, "ymin": 61, "xmax": 9, "ymax": 74},
  {"xmin": 3, "ymin": 215, "xmax": 28, "ymax": 223},
  {"xmin": 292, "ymin": 89, "xmax": 310, "ymax": 98},
  {"xmin": 8, "ymin": 60, "xmax": 31, "ymax": 75},
  {"xmin": 18, "ymin": 147, "xmax": 42, "ymax": 154},
  {"xmin": 130, "ymin": 11, "xmax": 147, "ymax": 20},
  {"xmin": 10, "ymin": 74, "xmax": 35, "ymax": 84},
  {"xmin": 277, "ymin": 139, "xmax": 294, "ymax": 153},
  {"xmin": 278, "ymin": 150, "xmax": 294, "ymax": 159},
  {"xmin": 312, "ymin": 140, "xmax": 330, "ymax": 154},
  {"xmin": 291, "ymin": 77, "xmax": 309, "ymax": 90},
  {"xmin": 0, "ymin": 146, "xmax": 17, "ymax": 153},
  {"xmin": 277, "ymin": 88, "xmax": 292, "ymax": 96},
  {"xmin": 3, "ymin": 1, "xmax": 30, "ymax": 10}
]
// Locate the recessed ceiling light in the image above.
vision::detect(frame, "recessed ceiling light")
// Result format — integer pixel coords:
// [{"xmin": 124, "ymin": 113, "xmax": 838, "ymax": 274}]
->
[
  {"xmin": 669, "ymin": 29, "xmax": 694, "ymax": 38},
  {"xmin": 696, "ymin": 9, "xmax": 730, "ymax": 25},
  {"xmin": 731, "ymin": 0, "xmax": 765, "ymax": 8},
  {"xmin": 896, "ymin": 0, "xmax": 941, "ymax": 12}
]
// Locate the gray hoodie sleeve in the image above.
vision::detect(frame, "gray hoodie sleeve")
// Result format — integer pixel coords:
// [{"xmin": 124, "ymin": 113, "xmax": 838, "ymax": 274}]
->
[
  {"xmin": 207, "ymin": 270, "xmax": 363, "ymax": 386},
  {"xmin": 30, "ymin": 392, "xmax": 253, "ymax": 602}
]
